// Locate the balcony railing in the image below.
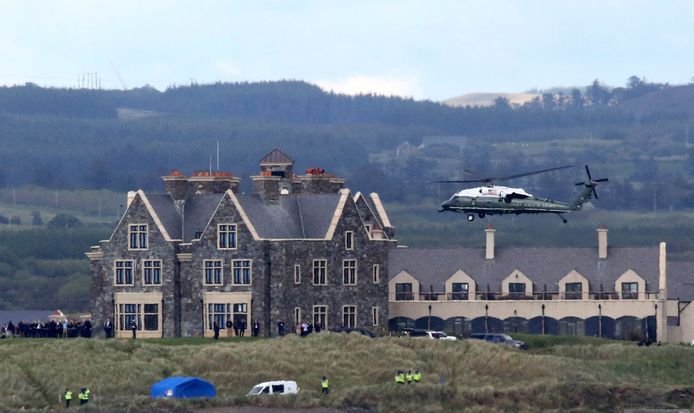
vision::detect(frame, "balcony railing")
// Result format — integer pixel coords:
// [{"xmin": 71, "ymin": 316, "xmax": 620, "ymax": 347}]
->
[{"xmin": 392, "ymin": 291, "xmax": 659, "ymax": 302}]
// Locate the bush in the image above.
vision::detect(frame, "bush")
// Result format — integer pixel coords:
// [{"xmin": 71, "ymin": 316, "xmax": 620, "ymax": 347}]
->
[{"xmin": 46, "ymin": 213, "xmax": 82, "ymax": 229}]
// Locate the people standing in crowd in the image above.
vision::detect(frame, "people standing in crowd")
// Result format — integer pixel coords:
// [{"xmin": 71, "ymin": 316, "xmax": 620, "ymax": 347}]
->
[
  {"xmin": 253, "ymin": 320, "xmax": 260, "ymax": 337},
  {"xmin": 78, "ymin": 388, "xmax": 89, "ymax": 406},
  {"xmin": 406, "ymin": 370, "xmax": 413, "ymax": 384},
  {"xmin": 240, "ymin": 319, "xmax": 247, "ymax": 337},
  {"xmin": 301, "ymin": 322, "xmax": 309, "ymax": 337},
  {"xmin": 277, "ymin": 320, "xmax": 285, "ymax": 336},
  {"xmin": 213, "ymin": 321, "xmax": 220, "ymax": 340},
  {"xmin": 321, "ymin": 376, "xmax": 330, "ymax": 396},
  {"xmin": 314, "ymin": 322, "xmax": 321, "ymax": 333},
  {"xmin": 64, "ymin": 388, "xmax": 72, "ymax": 408},
  {"xmin": 130, "ymin": 319, "xmax": 137, "ymax": 339},
  {"xmin": 413, "ymin": 369, "xmax": 422, "ymax": 383},
  {"xmin": 395, "ymin": 371, "xmax": 405, "ymax": 384}
]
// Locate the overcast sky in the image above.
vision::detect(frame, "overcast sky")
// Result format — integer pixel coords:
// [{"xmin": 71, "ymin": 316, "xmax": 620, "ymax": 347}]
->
[{"xmin": 1, "ymin": 0, "xmax": 694, "ymax": 100}]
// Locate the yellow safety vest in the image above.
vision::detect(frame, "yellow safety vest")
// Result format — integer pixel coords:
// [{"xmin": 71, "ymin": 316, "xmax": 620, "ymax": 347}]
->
[
  {"xmin": 85, "ymin": 389, "xmax": 90, "ymax": 400},
  {"xmin": 64, "ymin": 391, "xmax": 72, "ymax": 400},
  {"xmin": 78, "ymin": 392, "xmax": 85, "ymax": 400},
  {"xmin": 413, "ymin": 372, "xmax": 422, "ymax": 382},
  {"xmin": 321, "ymin": 379, "xmax": 329, "ymax": 389},
  {"xmin": 405, "ymin": 373, "xmax": 413, "ymax": 382},
  {"xmin": 395, "ymin": 374, "xmax": 405, "ymax": 383}
]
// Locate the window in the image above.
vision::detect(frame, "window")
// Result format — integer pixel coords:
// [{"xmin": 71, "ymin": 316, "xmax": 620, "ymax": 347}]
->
[
  {"xmin": 143, "ymin": 260, "xmax": 162, "ymax": 285},
  {"xmin": 343, "ymin": 305, "xmax": 356, "ymax": 328},
  {"xmin": 194, "ymin": 231, "xmax": 203, "ymax": 239},
  {"xmin": 395, "ymin": 283, "xmax": 413, "ymax": 301},
  {"xmin": 313, "ymin": 305, "xmax": 327, "ymax": 328},
  {"xmin": 344, "ymin": 231, "xmax": 354, "ymax": 250},
  {"xmin": 294, "ymin": 264, "xmax": 301, "ymax": 284},
  {"xmin": 372, "ymin": 265, "xmax": 380, "ymax": 283},
  {"xmin": 622, "ymin": 282, "xmax": 638, "ymax": 300},
  {"xmin": 115, "ymin": 260, "xmax": 134, "ymax": 285},
  {"xmin": 451, "ymin": 282, "xmax": 469, "ymax": 300},
  {"xmin": 204, "ymin": 260, "xmax": 223, "ymax": 285},
  {"xmin": 119, "ymin": 304, "xmax": 139, "ymax": 330},
  {"xmin": 232, "ymin": 259, "xmax": 252, "ymax": 285},
  {"xmin": 294, "ymin": 307, "xmax": 301, "ymax": 327},
  {"xmin": 118, "ymin": 303, "xmax": 158, "ymax": 331},
  {"xmin": 128, "ymin": 224, "xmax": 148, "ymax": 250},
  {"xmin": 508, "ymin": 283, "xmax": 526, "ymax": 298},
  {"xmin": 313, "ymin": 259, "xmax": 327, "ymax": 285},
  {"xmin": 565, "ymin": 282, "xmax": 583, "ymax": 300},
  {"xmin": 217, "ymin": 224, "xmax": 237, "ymax": 249},
  {"xmin": 143, "ymin": 304, "xmax": 159, "ymax": 330},
  {"xmin": 372, "ymin": 306, "xmax": 379, "ymax": 326},
  {"xmin": 365, "ymin": 224, "xmax": 372, "ymax": 236},
  {"xmin": 208, "ymin": 303, "xmax": 230, "ymax": 330},
  {"xmin": 343, "ymin": 259, "xmax": 357, "ymax": 285},
  {"xmin": 271, "ymin": 384, "xmax": 285, "ymax": 393}
]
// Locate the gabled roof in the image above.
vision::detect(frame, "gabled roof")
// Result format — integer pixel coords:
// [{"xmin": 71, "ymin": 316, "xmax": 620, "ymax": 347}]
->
[
  {"xmin": 260, "ymin": 148, "xmax": 294, "ymax": 165},
  {"xmin": 127, "ymin": 190, "xmax": 348, "ymax": 242},
  {"xmin": 236, "ymin": 193, "xmax": 342, "ymax": 239},
  {"xmin": 388, "ymin": 247, "xmax": 661, "ymax": 293}
]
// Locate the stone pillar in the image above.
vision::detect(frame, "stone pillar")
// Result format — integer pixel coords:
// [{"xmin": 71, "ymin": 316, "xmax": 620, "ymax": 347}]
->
[
  {"xmin": 597, "ymin": 226, "xmax": 608, "ymax": 259},
  {"xmin": 485, "ymin": 225, "xmax": 495, "ymax": 260}
]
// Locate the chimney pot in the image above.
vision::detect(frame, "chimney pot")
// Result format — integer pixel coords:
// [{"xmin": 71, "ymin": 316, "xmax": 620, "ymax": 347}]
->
[
  {"xmin": 597, "ymin": 226, "xmax": 608, "ymax": 259},
  {"xmin": 485, "ymin": 226, "xmax": 496, "ymax": 260}
]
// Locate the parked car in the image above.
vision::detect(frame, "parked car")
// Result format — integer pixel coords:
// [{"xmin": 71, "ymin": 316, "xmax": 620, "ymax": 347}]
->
[
  {"xmin": 329, "ymin": 327, "xmax": 375, "ymax": 338},
  {"xmin": 404, "ymin": 329, "xmax": 458, "ymax": 341},
  {"xmin": 469, "ymin": 333, "xmax": 527, "ymax": 349},
  {"xmin": 248, "ymin": 380, "xmax": 299, "ymax": 396}
]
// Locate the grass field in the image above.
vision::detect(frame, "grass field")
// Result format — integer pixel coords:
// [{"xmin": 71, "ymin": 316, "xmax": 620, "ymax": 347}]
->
[{"xmin": 2, "ymin": 334, "xmax": 694, "ymax": 412}]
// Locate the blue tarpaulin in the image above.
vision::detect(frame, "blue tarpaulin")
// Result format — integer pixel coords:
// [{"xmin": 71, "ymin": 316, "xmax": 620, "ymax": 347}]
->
[{"xmin": 150, "ymin": 376, "xmax": 217, "ymax": 399}]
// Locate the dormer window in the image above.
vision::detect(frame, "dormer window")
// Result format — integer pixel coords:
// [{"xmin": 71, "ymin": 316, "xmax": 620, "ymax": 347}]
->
[
  {"xmin": 218, "ymin": 224, "xmax": 237, "ymax": 249},
  {"xmin": 128, "ymin": 224, "xmax": 148, "ymax": 250},
  {"xmin": 621, "ymin": 282, "xmax": 638, "ymax": 300}
]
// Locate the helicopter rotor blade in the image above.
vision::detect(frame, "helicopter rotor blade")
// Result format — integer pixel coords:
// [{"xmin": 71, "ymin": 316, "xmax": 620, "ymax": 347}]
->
[
  {"xmin": 495, "ymin": 165, "xmax": 574, "ymax": 181},
  {"xmin": 436, "ymin": 178, "xmax": 493, "ymax": 184},
  {"xmin": 594, "ymin": 178, "xmax": 609, "ymax": 182},
  {"xmin": 585, "ymin": 165, "xmax": 593, "ymax": 181},
  {"xmin": 592, "ymin": 188, "xmax": 599, "ymax": 199}
]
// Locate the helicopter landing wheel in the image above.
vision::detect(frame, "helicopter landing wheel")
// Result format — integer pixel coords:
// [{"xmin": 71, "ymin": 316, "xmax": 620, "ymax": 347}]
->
[
  {"xmin": 478, "ymin": 213, "xmax": 486, "ymax": 219},
  {"xmin": 467, "ymin": 214, "xmax": 475, "ymax": 222},
  {"xmin": 562, "ymin": 218, "xmax": 568, "ymax": 224}
]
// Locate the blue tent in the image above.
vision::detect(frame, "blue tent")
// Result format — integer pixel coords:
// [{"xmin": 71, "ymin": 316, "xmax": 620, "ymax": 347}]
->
[{"xmin": 150, "ymin": 377, "xmax": 217, "ymax": 399}]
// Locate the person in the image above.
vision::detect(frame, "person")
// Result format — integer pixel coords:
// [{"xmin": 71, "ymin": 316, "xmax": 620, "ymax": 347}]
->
[
  {"xmin": 321, "ymin": 376, "xmax": 329, "ymax": 395},
  {"xmin": 405, "ymin": 370, "xmax": 413, "ymax": 384},
  {"xmin": 278, "ymin": 320, "xmax": 285, "ymax": 337},
  {"xmin": 103, "ymin": 319, "xmax": 113, "ymax": 338},
  {"xmin": 233, "ymin": 318, "xmax": 241, "ymax": 337},
  {"xmin": 413, "ymin": 369, "xmax": 422, "ymax": 383},
  {"xmin": 240, "ymin": 319, "xmax": 247, "ymax": 337},
  {"xmin": 314, "ymin": 322, "xmax": 321, "ymax": 333},
  {"xmin": 213, "ymin": 320, "xmax": 220, "ymax": 340},
  {"xmin": 64, "ymin": 388, "xmax": 72, "ymax": 408},
  {"xmin": 78, "ymin": 388, "xmax": 88, "ymax": 406},
  {"xmin": 253, "ymin": 320, "xmax": 260, "ymax": 337},
  {"xmin": 301, "ymin": 322, "xmax": 309, "ymax": 337},
  {"xmin": 395, "ymin": 371, "xmax": 405, "ymax": 384},
  {"xmin": 226, "ymin": 319, "xmax": 233, "ymax": 337},
  {"xmin": 130, "ymin": 319, "xmax": 137, "ymax": 339}
]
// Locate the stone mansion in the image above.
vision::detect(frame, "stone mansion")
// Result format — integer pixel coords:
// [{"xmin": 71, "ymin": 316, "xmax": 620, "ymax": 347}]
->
[{"xmin": 87, "ymin": 149, "xmax": 395, "ymax": 338}]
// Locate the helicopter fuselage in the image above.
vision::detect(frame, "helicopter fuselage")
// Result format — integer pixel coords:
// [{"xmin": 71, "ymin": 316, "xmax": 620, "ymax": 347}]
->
[{"xmin": 439, "ymin": 184, "xmax": 585, "ymax": 222}]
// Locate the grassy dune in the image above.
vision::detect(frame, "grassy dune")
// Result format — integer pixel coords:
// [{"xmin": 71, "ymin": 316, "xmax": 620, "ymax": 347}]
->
[{"xmin": 2, "ymin": 334, "xmax": 694, "ymax": 412}]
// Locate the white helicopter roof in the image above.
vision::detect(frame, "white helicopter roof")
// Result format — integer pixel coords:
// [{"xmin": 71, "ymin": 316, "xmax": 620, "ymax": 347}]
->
[{"xmin": 454, "ymin": 185, "xmax": 534, "ymax": 198}]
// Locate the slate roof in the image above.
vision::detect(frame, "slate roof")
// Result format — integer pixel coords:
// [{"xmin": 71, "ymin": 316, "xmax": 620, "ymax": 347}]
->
[
  {"xmin": 260, "ymin": 148, "xmax": 294, "ymax": 165},
  {"xmin": 356, "ymin": 193, "xmax": 384, "ymax": 229},
  {"xmin": 668, "ymin": 262, "xmax": 694, "ymax": 301},
  {"xmin": 147, "ymin": 194, "xmax": 183, "ymax": 240},
  {"xmin": 388, "ymin": 247, "xmax": 661, "ymax": 293},
  {"xmin": 237, "ymin": 193, "xmax": 341, "ymax": 239},
  {"xmin": 142, "ymin": 191, "xmax": 341, "ymax": 241}
]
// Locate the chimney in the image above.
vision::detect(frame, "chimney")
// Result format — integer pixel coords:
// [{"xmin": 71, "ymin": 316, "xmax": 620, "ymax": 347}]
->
[
  {"xmin": 189, "ymin": 171, "xmax": 240, "ymax": 195},
  {"xmin": 300, "ymin": 168, "xmax": 345, "ymax": 194},
  {"xmin": 485, "ymin": 224, "xmax": 496, "ymax": 260},
  {"xmin": 597, "ymin": 225, "xmax": 608, "ymax": 259},
  {"xmin": 659, "ymin": 242, "xmax": 667, "ymax": 299},
  {"xmin": 251, "ymin": 175, "xmax": 281, "ymax": 203},
  {"xmin": 162, "ymin": 170, "xmax": 189, "ymax": 201}
]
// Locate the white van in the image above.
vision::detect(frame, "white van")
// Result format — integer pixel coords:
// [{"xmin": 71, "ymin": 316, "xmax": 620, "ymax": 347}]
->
[{"xmin": 247, "ymin": 380, "xmax": 299, "ymax": 396}]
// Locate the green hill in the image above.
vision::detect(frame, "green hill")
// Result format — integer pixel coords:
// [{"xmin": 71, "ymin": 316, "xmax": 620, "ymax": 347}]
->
[{"xmin": 1, "ymin": 334, "xmax": 694, "ymax": 412}]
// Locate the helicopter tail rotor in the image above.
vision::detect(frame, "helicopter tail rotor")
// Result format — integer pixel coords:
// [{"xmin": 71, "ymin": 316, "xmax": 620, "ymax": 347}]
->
[{"xmin": 574, "ymin": 165, "xmax": 608, "ymax": 199}]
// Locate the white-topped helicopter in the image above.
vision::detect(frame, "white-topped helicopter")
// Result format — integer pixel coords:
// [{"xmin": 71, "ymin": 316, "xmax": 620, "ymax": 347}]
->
[{"xmin": 437, "ymin": 165, "xmax": 608, "ymax": 223}]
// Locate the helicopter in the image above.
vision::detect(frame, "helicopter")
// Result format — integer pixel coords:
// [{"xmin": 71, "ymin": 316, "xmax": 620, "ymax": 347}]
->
[{"xmin": 437, "ymin": 165, "xmax": 608, "ymax": 223}]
